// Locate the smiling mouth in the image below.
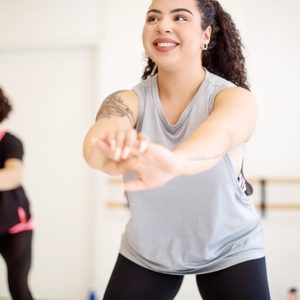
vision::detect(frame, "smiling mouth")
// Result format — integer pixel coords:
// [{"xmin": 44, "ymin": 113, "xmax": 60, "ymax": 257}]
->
[{"xmin": 154, "ymin": 42, "xmax": 179, "ymax": 47}]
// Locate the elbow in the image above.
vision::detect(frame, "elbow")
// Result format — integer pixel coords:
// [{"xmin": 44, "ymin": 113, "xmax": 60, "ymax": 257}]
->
[
  {"xmin": 82, "ymin": 136, "xmax": 95, "ymax": 168},
  {"xmin": 82, "ymin": 135, "xmax": 106, "ymax": 170},
  {"xmin": 82, "ymin": 136, "xmax": 90, "ymax": 164}
]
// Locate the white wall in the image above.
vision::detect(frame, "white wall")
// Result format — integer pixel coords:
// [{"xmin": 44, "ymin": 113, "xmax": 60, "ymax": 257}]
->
[
  {"xmin": 0, "ymin": 0, "xmax": 100, "ymax": 49},
  {"xmin": 0, "ymin": 1, "xmax": 100, "ymax": 299},
  {"xmin": 223, "ymin": 0, "xmax": 300, "ymax": 177},
  {"xmin": 0, "ymin": 0, "xmax": 299, "ymax": 299},
  {"xmin": 0, "ymin": 48, "xmax": 96, "ymax": 299}
]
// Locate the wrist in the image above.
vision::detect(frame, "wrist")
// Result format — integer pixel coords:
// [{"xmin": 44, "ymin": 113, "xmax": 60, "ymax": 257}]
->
[{"xmin": 172, "ymin": 149, "xmax": 188, "ymax": 176}]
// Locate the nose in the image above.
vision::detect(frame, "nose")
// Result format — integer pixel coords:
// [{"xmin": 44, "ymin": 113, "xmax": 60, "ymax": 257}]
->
[{"xmin": 156, "ymin": 18, "xmax": 172, "ymax": 34}]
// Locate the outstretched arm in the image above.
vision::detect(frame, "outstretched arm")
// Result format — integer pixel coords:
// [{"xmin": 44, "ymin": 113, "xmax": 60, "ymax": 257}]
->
[
  {"xmin": 83, "ymin": 90, "xmax": 145, "ymax": 175},
  {"xmin": 173, "ymin": 87, "xmax": 258, "ymax": 175}
]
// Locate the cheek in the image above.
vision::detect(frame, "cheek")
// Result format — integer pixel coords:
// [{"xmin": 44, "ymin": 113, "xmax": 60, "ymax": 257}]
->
[
  {"xmin": 184, "ymin": 29, "xmax": 202, "ymax": 49},
  {"xmin": 142, "ymin": 27, "xmax": 153, "ymax": 52},
  {"xmin": 142, "ymin": 25, "xmax": 152, "ymax": 42},
  {"xmin": 142, "ymin": 27, "xmax": 148, "ymax": 49}
]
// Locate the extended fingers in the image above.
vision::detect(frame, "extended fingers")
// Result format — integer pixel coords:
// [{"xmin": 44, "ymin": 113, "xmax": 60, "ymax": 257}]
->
[
  {"xmin": 105, "ymin": 129, "xmax": 138, "ymax": 161},
  {"xmin": 121, "ymin": 129, "xmax": 137, "ymax": 159},
  {"xmin": 114, "ymin": 130, "xmax": 126, "ymax": 160},
  {"xmin": 101, "ymin": 130, "xmax": 150, "ymax": 162},
  {"xmin": 91, "ymin": 138, "xmax": 110, "ymax": 153},
  {"xmin": 137, "ymin": 133, "xmax": 150, "ymax": 153}
]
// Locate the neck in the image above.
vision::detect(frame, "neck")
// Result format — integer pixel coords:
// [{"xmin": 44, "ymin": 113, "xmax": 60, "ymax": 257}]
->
[{"xmin": 156, "ymin": 65, "xmax": 206, "ymax": 105}]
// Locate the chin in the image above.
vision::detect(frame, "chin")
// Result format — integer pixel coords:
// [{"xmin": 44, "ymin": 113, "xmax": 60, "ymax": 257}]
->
[
  {"xmin": 158, "ymin": 58, "xmax": 181, "ymax": 68},
  {"xmin": 151, "ymin": 56, "xmax": 178, "ymax": 69},
  {"xmin": 157, "ymin": 64, "xmax": 182, "ymax": 73}
]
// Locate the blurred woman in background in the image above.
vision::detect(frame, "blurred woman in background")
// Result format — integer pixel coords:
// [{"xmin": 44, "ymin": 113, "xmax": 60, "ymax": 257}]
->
[{"xmin": 0, "ymin": 87, "xmax": 34, "ymax": 300}]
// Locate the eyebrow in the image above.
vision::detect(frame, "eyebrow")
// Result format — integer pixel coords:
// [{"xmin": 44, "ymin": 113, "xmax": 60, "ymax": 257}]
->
[{"xmin": 147, "ymin": 8, "xmax": 194, "ymax": 16}]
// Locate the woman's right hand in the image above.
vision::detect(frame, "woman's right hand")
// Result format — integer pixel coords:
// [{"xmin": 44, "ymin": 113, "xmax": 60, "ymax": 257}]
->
[{"xmin": 88, "ymin": 129, "xmax": 149, "ymax": 175}]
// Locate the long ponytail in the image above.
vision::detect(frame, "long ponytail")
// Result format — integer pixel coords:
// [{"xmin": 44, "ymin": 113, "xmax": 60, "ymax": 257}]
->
[
  {"xmin": 201, "ymin": 0, "xmax": 249, "ymax": 90},
  {"xmin": 142, "ymin": 0, "xmax": 250, "ymax": 90}
]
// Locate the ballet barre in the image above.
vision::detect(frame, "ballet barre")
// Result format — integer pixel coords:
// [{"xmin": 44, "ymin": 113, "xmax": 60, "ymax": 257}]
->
[
  {"xmin": 250, "ymin": 178, "xmax": 300, "ymax": 217},
  {"xmin": 106, "ymin": 177, "xmax": 300, "ymax": 216}
]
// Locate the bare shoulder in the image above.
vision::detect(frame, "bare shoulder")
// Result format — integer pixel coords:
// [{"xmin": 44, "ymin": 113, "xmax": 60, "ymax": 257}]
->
[
  {"xmin": 208, "ymin": 87, "xmax": 258, "ymax": 144},
  {"xmin": 213, "ymin": 86, "xmax": 258, "ymax": 114},
  {"xmin": 216, "ymin": 86, "xmax": 256, "ymax": 105},
  {"xmin": 96, "ymin": 89, "xmax": 139, "ymax": 127}
]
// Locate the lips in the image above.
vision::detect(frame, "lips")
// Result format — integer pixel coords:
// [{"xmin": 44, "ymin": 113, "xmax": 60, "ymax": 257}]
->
[{"xmin": 153, "ymin": 38, "xmax": 179, "ymax": 52}]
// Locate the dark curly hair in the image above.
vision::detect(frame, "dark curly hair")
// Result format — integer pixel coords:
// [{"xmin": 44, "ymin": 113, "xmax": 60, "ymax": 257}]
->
[
  {"xmin": 142, "ymin": 0, "xmax": 250, "ymax": 90},
  {"xmin": 0, "ymin": 87, "xmax": 13, "ymax": 123}
]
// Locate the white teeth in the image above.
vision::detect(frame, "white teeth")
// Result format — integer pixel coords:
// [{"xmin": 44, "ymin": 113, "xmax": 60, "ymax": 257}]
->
[{"xmin": 157, "ymin": 42, "xmax": 177, "ymax": 47}]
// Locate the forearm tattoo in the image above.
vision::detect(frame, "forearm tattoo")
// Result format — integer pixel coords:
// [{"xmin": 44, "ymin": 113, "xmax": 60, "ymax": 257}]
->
[
  {"xmin": 187, "ymin": 152, "xmax": 225, "ymax": 161},
  {"xmin": 96, "ymin": 90, "xmax": 134, "ymax": 126}
]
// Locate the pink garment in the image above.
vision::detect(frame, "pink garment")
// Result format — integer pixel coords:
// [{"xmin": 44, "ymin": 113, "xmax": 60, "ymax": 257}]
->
[
  {"xmin": 8, "ymin": 207, "xmax": 34, "ymax": 234},
  {"xmin": 0, "ymin": 129, "xmax": 6, "ymax": 139}
]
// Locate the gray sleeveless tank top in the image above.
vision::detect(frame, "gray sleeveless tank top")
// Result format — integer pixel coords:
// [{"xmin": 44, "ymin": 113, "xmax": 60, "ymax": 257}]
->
[{"xmin": 120, "ymin": 69, "xmax": 265, "ymax": 275}]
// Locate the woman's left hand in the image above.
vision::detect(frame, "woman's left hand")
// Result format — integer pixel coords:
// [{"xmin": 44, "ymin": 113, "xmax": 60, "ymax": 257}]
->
[{"xmin": 124, "ymin": 143, "xmax": 183, "ymax": 192}]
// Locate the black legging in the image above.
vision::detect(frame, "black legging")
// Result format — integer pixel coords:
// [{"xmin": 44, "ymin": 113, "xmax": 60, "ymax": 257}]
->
[
  {"xmin": 0, "ymin": 230, "xmax": 34, "ymax": 300},
  {"xmin": 104, "ymin": 254, "xmax": 270, "ymax": 300}
]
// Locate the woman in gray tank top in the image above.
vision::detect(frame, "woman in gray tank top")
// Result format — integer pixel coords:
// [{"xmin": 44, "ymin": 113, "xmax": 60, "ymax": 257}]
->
[{"xmin": 83, "ymin": 0, "xmax": 271, "ymax": 299}]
